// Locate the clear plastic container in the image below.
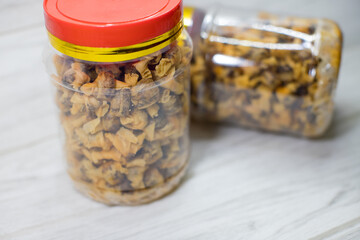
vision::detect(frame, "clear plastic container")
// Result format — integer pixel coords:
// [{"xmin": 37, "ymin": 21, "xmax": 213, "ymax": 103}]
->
[
  {"xmin": 43, "ymin": 0, "xmax": 192, "ymax": 205},
  {"xmin": 185, "ymin": 6, "xmax": 342, "ymax": 137}
]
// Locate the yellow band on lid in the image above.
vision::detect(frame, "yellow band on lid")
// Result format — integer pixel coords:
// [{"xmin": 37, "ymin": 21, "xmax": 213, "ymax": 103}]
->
[
  {"xmin": 48, "ymin": 20, "xmax": 184, "ymax": 62},
  {"xmin": 183, "ymin": 7, "xmax": 195, "ymax": 29}
]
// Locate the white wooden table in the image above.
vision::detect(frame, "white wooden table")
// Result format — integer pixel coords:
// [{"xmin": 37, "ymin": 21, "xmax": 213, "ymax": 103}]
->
[{"xmin": 0, "ymin": 0, "xmax": 359, "ymax": 239}]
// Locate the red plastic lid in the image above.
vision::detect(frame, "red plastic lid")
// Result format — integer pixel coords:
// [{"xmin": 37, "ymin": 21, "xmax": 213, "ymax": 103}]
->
[{"xmin": 44, "ymin": 0, "xmax": 183, "ymax": 48}]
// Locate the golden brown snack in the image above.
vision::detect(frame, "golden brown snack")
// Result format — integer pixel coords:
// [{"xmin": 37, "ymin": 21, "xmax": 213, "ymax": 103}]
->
[
  {"xmin": 191, "ymin": 15, "xmax": 342, "ymax": 137},
  {"xmin": 53, "ymin": 41, "xmax": 192, "ymax": 205}
]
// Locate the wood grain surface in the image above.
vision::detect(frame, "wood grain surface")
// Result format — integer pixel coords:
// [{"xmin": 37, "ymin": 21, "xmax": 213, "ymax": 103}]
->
[{"xmin": 0, "ymin": 0, "xmax": 359, "ymax": 239}]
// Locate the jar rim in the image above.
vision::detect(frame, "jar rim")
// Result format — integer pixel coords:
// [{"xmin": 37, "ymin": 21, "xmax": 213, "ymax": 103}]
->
[{"xmin": 47, "ymin": 20, "xmax": 184, "ymax": 62}]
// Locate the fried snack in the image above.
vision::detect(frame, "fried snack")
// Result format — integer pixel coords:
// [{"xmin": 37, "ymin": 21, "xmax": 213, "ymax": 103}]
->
[
  {"xmin": 53, "ymin": 42, "xmax": 191, "ymax": 205},
  {"xmin": 191, "ymin": 15, "xmax": 342, "ymax": 137}
]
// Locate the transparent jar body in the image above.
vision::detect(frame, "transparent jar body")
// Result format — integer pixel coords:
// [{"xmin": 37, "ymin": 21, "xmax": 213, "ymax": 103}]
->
[
  {"xmin": 45, "ymin": 31, "xmax": 193, "ymax": 205},
  {"xmin": 190, "ymin": 7, "xmax": 342, "ymax": 137}
]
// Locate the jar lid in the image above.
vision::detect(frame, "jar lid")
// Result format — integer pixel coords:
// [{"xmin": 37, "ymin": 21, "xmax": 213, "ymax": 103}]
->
[{"xmin": 43, "ymin": 0, "xmax": 183, "ymax": 48}]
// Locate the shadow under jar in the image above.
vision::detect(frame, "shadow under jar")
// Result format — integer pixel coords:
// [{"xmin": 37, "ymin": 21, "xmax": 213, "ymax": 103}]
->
[
  {"xmin": 185, "ymin": 6, "xmax": 342, "ymax": 138},
  {"xmin": 43, "ymin": 0, "xmax": 192, "ymax": 205}
]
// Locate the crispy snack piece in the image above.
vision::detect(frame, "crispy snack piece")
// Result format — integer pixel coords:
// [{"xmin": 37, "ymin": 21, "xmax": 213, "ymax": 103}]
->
[
  {"xmin": 190, "ymin": 16, "xmax": 342, "ymax": 137},
  {"xmin": 52, "ymin": 41, "xmax": 192, "ymax": 205}
]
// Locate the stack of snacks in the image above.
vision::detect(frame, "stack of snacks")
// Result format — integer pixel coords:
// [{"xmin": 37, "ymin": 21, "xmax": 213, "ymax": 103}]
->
[
  {"xmin": 53, "ymin": 43, "xmax": 191, "ymax": 205},
  {"xmin": 188, "ymin": 9, "xmax": 342, "ymax": 137}
]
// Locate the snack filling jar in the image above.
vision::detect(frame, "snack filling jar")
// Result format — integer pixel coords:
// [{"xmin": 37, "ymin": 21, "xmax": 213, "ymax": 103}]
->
[
  {"xmin": 185, "ymin": 6, "xmax": 342, "ymax": 137},
  {"xmin": 43, "ymin": 0, "xmax": 193, "ymax": 205}
]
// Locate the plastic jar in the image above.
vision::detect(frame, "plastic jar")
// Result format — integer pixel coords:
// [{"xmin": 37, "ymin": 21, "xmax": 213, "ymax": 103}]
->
[
  {"xmin": 43, "ymin": 0, "xmax": 192, "ymax": 205},
  {"xmin": 185, "ymin": 6, "xmax": 342, "ymax": 137}
]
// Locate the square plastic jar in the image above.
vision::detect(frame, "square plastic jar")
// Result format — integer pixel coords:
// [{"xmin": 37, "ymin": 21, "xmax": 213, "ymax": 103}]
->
[
  {"xmin": 43, "ymin": 0, "xmax": 193, "ymax": 205},
  {"xmin": 188, "ymin": 7, "xmax": 342, "ymax": 137}
]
